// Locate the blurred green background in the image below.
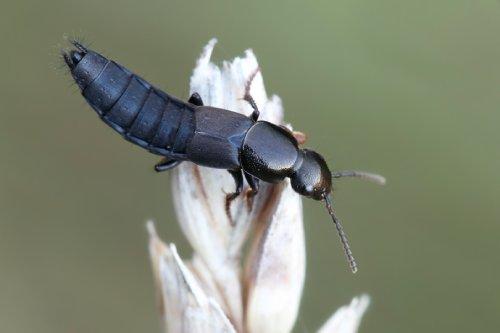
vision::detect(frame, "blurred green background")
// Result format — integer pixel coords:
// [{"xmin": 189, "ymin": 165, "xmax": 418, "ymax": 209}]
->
[{"xmin": 1, "ymin": 0, "xmax": 499, "ymax": 332}]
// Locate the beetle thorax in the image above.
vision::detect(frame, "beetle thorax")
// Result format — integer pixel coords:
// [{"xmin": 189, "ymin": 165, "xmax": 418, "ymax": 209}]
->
[{"xmin": 241, "ymin": 121, "xmax": 300, "ymax": 183}]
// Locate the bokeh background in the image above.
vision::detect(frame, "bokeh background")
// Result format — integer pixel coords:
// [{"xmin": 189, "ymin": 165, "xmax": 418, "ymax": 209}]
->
[{"xmin": 1, "ymin": 1, "xmax": 499, "ymax": 332}]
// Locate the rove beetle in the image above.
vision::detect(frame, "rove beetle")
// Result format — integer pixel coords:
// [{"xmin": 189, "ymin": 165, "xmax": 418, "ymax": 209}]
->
[{"xmin": 62, "ymin": 41, "xmax": 385, "ymax": 273}]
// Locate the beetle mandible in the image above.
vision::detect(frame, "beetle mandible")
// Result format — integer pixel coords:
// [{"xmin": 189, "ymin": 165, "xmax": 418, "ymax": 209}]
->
[{"xmin": 62, "ymin": 41, "xmax": 385, "ymax": 273}]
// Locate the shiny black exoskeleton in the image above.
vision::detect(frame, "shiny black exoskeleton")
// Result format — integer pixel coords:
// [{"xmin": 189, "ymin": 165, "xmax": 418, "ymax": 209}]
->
[
  {"xmin": 62, "ymin": 42, "xmax": 332, "ymax": 200},
  {"xmin": 62, "ymin": 41, "xmax": 385, "ymax": 273}
]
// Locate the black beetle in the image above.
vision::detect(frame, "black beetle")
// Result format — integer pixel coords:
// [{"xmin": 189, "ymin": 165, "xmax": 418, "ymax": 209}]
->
[{"xmin": 62, "ymin": 41, "xmax": 384, "ymax": 273}]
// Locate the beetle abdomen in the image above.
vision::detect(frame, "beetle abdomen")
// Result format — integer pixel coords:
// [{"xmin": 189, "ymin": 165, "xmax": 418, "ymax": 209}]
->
[{"xmin": 67, "ymin": 46, "xmax": 194, "ymax": 157}]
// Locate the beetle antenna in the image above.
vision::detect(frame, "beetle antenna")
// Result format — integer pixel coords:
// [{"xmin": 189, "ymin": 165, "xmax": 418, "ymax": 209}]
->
[
  {"xmin": 332, "ymin": 170, "xmax": 386, "ymax": 186},
  {"xmin": 324, "ymin": 195, "xmax": 358, "ymax": 273}
]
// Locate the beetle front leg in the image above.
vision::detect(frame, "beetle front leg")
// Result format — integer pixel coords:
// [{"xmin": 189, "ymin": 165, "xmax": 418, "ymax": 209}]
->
[
  {"xmin": 244, "ymin": 171, "xmax": 260, "ymax": 211},
  {"xmin": 225, "ymin": 169, "xmax": 243, "ymax": 224},
  {"xmin": 244, "ymin": 172, "xmax": 259, "ymax": 196},
  {"xmin": 292, "ymin": 130, "xmax": 307, "ymax": 145}
]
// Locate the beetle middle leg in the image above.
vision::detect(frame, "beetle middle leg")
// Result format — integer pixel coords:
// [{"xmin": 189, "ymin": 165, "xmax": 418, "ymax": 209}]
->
[
  {"xmin": 225, "ymin": 169, "xmax": 244, "ymax": 224},
  {"xmin": 243, "ymin": 67, "xmax": 261, "ymax": 121}
]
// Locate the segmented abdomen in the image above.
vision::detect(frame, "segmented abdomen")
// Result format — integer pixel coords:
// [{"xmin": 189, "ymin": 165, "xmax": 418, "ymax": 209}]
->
[{"xmin": 72, "ymin": 50, "xmax": 194, "ymax": 156}]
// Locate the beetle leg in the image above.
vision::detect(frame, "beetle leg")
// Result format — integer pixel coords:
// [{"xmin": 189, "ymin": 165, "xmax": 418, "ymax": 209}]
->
[
  {"xmin": 244, "ymin": 172, "xmax": 260, "ymax": 196},
  {"xmin": 292, "ymin": 130, "xmax": 307, "ymax": 145},
  {"xmin": 279, "ymin": 125, "xmax": 307, "ymax": 145},
  {"xmin": 243, "ymin": 67, "xmax": 261, "ymax": 121},
  {"xmin": 244, "ymin": 172, "xmax": 260, "ymax": 211},
  {"xmin": 225, "ymin": 169, "xmax": 244, "ymax": 224},
  {"xmin": 245, "ymin": 94, "xmax": 260, "ymax": 121},
  {"xmin": 154, "ymin": 157, "xmax": 181, "ymax": 172},
  {"xmin": 188, "ymin": 92, "xmax": 204, "ymax": 106}
]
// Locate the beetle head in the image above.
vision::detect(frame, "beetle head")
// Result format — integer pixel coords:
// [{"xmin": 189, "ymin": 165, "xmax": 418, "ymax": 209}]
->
[
  {"xmin": 291, "ymin": 149, "xmax": 386, "ymax": 273},
  {"xmin": 290, "ymin": 149, "xmax": 357, "ymax": 273},
  {"xmin": 290, "ymin": 149, "xmax": 332, "ymax": 200}
]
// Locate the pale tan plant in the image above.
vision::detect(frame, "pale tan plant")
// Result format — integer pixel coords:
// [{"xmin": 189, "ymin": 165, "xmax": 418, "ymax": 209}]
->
[{"xmin": 147, "ymin": 39, "xmax": 371, "ymax": 333}]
